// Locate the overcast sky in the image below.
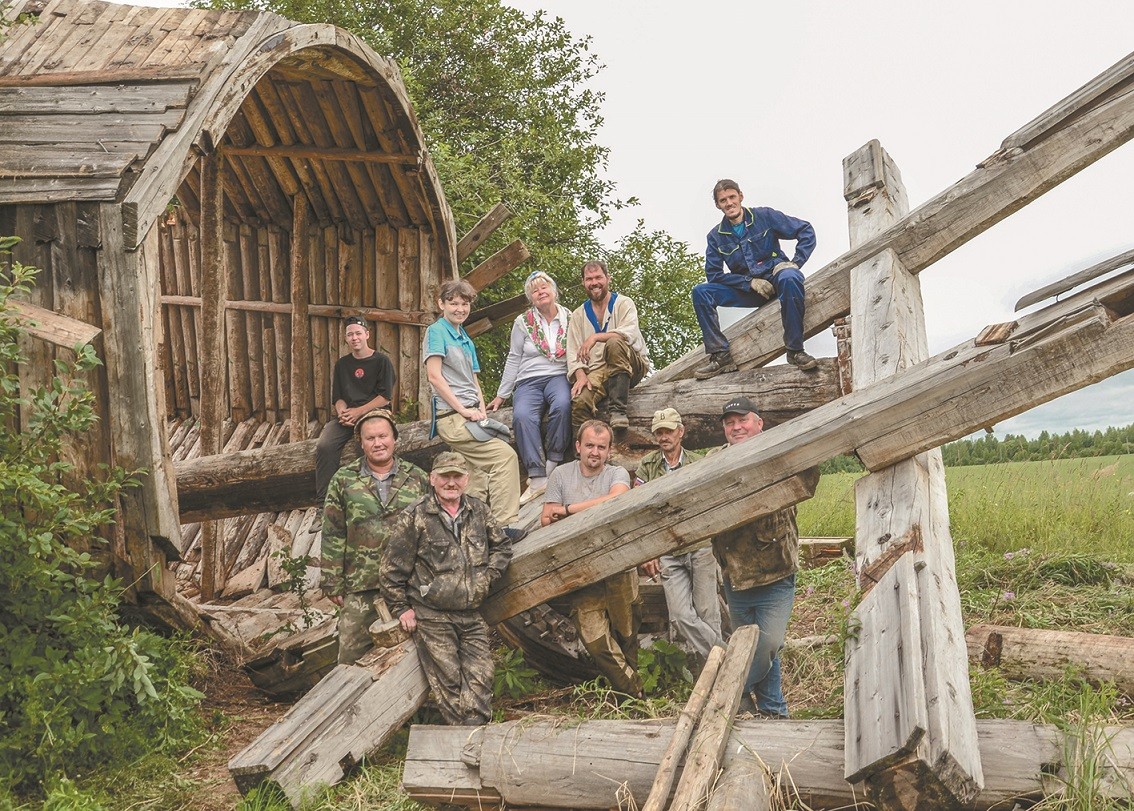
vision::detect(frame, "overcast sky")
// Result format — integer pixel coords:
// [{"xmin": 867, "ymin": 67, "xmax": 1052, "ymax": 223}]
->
[
  {"xmin": 505, "ymin": 0, "xmax": 1134, "ymax": 438},
  {"xmin": 111, "ymin": 0, "xmax": 1134, "ymax": 437}
]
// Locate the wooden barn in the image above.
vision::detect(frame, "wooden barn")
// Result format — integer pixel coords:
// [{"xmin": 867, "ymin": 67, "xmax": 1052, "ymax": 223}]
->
[{"xmin": 0, "ymin": 0, "xmax": 459, "ymax": 606}]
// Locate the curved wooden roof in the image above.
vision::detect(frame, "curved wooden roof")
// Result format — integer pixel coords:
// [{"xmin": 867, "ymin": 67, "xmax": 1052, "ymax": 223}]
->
[{"xmin": 0, "ymin": 0, "xmax": 456, "ymax": 268}]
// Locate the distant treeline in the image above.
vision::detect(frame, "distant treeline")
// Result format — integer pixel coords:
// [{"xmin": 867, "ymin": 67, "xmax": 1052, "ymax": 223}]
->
[{"xmin": 819, "ymin": 423, "xmax": 1134, "ymax": 474}]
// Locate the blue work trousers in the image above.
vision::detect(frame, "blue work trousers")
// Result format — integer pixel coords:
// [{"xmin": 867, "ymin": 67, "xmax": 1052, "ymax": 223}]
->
[
  {"xmin": 512, "ymin": 373, "xmax": 571, "ymax": 478},
  {"xmin": 691, "ymin": 267, "xmax": 806, "ymax": 354},
  {"xmin": 723, "ymin": 572, "xmax": 796, "ymax": 717}
]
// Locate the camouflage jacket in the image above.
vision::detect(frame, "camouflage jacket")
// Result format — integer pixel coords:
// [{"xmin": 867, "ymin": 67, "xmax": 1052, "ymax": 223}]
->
[
  {"xmin": 320, "ymin": 456, "xmax": 429, "ymax": 596},
  {"xmin": 380, "ymin": 493, "xmax": 512, "ymax": 618},
  {"xmin": 706, "ymin": 444, "xmax": 805, "ymax": 590}
]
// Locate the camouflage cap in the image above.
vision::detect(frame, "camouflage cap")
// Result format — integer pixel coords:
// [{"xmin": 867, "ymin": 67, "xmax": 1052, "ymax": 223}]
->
[
  {"xmin": 651, "ymin": 407, "xmax": 683, "ymax": 432},
  {"xmin": 354, "ymin": 408, "xmax": 399, "ymax": 439},
  {"xmin": 432, "ymin": 451, "xmax": 470, "ymax": 475}
]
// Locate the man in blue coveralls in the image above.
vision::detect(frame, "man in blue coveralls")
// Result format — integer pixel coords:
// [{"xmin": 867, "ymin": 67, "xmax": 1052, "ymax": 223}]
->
[{"xmin": 693, "ymin": 179, "xmax": 818, "ymax": 379}]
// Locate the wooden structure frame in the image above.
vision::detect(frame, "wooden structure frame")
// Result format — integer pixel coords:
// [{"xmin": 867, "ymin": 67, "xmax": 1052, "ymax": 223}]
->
[{"xmin": 0, "ymin": 0, "xmax": 458, "ymax": 599}]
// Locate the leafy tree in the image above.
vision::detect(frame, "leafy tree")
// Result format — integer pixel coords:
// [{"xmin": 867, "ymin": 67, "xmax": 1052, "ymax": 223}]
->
[
  {"xmin": 195, "ymin": 0, "xmax": 706, "ymax": 382},
  {"xmin": 0, "ymin": 239, "xmax": 203, "ymax": 796}
]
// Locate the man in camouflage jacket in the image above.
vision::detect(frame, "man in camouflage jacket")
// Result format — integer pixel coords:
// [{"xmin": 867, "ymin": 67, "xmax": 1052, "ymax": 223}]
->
[
  {"xmin": 711, "ymin": 397, "xmax": 817, "ymax": 718},
  {"xmin": 321, "ymin": 409, "xmax": 429, "ymax": 664},
  {"xmin": 380, "ymin": 451, "xmax": 512, "ymax": 725}
]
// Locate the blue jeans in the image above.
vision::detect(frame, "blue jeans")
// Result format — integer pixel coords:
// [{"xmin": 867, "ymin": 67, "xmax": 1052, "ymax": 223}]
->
[
  {"xmin": 691, "ymin": 267, "xmax": 806, "ymax": 354},
  {"xmin": 512, "ymin": 373, "xmax": 571, "ymax": 478},
  {"xmin": 723, "ymin": 572, "xmax": 796, "ymax": 716}
]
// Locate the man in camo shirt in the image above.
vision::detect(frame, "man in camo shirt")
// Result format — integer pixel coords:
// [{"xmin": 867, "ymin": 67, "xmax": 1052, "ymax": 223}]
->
[
  {"xmin": 320, "ymin": 409, "xmax": 429, "ymax": 664},
  {"xmin": 380, "ymin": 451, "xmax": 512, "ymax": 725}
]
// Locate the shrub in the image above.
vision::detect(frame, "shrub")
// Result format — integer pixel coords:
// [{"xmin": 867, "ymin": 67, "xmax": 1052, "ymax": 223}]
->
[{"xmin": 0, "ymin": 239, "xmax": 204, "ymax": 796}]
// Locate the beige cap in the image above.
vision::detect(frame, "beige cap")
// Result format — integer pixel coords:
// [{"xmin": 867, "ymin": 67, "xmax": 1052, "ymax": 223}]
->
[
  {"xmin": 432, "ymin": 451, "xmax": 470, "ymax": 475},
  {"xmin": 651, "ymin": 407, "xmax": 683, "ymax": 432}
]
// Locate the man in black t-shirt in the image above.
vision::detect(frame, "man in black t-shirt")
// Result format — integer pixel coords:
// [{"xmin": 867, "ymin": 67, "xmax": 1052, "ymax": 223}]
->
[{"xmin": 315, "ymin": 316, "xmax": 397, "ymax": 501}]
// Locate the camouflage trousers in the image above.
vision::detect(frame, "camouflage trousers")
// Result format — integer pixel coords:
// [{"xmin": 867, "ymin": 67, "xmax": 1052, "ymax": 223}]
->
[
  {"xmin": 412, "ymin": 606, "xmax": 494, "ymax": 726},
  {"xmin": 568, "ymin": 572, "xmax": 643, "ymax": 697},
  {"xmin": 570, "ymin": 334, "xmax": 648, "ymax": 433},
  {"xmin": 337, "ymin": 589, "xmax": 384, "ymax": 665}
]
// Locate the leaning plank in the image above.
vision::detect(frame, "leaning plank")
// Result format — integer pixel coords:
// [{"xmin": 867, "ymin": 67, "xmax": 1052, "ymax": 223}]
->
[
  {"xmin": 405, "ymin": 718, "xmax": 1134, "ymax": 810},
  {"xmin": 967, "ymin": 624, "xmax": 1134, "ymax": 695},
  {"xmin": 642, "ymin": 645, "xmax": 726, "ymax": 811},
  {"xmin": 669, "ymin": 625, "xmax": 761, "ymax": 810},
  {"xmin": 175, "ymin": 366, "xmax": 838, "ymax": 521},
  {"xmin": 844, "ymin": 139, "xmax": 982, "ymax": 806},
  {"xmin": 461, "ymin": 239, "xmax": 530, "ymax": 292},
  {"xmin": 480, "ymin": 295, "xmax": 1134, "ymax": 625},
  {"xmin": 9, "ymin": 299, "xmax": 101, "ymax": 348},
  {"xmin": 231, "ymin": 640, "xmax": 427, "ymax": 807},
  {"xmin": 455, "ymin": 202, "xmax": 512, "ymax": 262},
  {"xmin": 647, "ymin": 48, "xmax": 1134, "ymax": 384},
  {"xmin": 1015, "ymin": 245, "xmax": 1134, "ymax": 312},
  {"xmin": 464, "ymin": 292, "xmax": 527, "ymax": 338}
]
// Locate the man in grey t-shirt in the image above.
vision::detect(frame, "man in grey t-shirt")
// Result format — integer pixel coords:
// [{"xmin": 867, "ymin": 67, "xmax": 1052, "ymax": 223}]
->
[{"xmin": 542, "ymin": 420, "xmax": 642, "ymax": 697}]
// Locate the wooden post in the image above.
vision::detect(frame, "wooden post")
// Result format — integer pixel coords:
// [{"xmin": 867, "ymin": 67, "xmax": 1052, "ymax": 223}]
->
[
  {"xmin": 642, "ymin": 645, "xmax": 726, "ymax": 811},
  {"xmin": 669, "ymin": 625, "xmax": 762, "ymax": 810},
  {"xmin": 455, "ymin": 202, "xmax": 512, "ymax": 262},
  {"xmin": 199, "ymin": 151, "xmax": 228, "ymax": 601},
  {"xmin": 461, "ymin": 239, "xmax": 530, "ymax": 292},
  {"xmin": 289, "ymin": 198, "xmax": 311, "ymax": 442},
  {"xmin": 842, "ymin": 140, "xmax": 982, "ymax": 806}
]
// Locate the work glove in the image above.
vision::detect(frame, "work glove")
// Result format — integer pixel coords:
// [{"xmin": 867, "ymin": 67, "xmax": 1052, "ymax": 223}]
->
[
  {"xmin": 749, "ymin": 277, "xmax": 775, "ymax": 298},
  {"xmin": 771, "ymin": 261, "xmax": 799, "ymax": 276}
]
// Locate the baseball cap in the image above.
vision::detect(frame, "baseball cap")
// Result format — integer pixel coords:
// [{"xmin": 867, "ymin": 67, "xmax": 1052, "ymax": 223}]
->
[
  {"xmin": 432, "ymin": 451, "xmax": 470, "ymax": 475},
  {"xmin": 721, "ymin": 397, "xmax": 759, "ymax": 419},
  {"xmin": 651, "ymin": 407, "xmax": 683, "ymax": 432}
]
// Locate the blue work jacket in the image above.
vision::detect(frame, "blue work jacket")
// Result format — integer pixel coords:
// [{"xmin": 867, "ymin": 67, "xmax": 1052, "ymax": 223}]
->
[{"xmin": 704, "ymin": 206, "xmax": 816, "ymax": 292}]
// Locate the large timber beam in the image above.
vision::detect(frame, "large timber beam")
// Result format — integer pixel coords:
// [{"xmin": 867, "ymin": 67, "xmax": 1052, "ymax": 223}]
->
[
  {"xmin": 175, "ymin": 365, "xmax": 838, "ymax": 521},
  {"xmin": 480, "ymin": 284, "xmax": 1134, "ymax": 624},
  {"xmin": 648, "ymin": 49, "xmax": 1134, "ymax": 384},
  {"xmin": 842, "ymin": 140, "xmax": 982, "ymax": 807}
]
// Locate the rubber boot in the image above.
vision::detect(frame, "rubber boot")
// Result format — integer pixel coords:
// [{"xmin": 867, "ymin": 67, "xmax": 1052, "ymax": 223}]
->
[{"xmin": 605, "ymin": 373, "xmax": 630, "ymax": 430}]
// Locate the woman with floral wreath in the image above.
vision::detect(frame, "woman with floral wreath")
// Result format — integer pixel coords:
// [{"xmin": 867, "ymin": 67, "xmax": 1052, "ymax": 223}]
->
[{"xmin": 489, "ymin": 270, "xmax": 572, "ymax": 504}]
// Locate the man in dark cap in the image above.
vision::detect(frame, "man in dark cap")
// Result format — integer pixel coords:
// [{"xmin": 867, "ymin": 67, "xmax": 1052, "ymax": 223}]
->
[
  {"xmin": 381, "ymin": 451, "xmax": 512, "ymax": 725},
  {"xmin": 316, "ymin": 315, "xmax": 397, "ymax": 502},
  {"xmin": 711, "ymin": 397, "xmax": 803, "ymax": 717},
  {"xmin": 320, "ymin": 409, "xmax": 428, "ymax": 664}
]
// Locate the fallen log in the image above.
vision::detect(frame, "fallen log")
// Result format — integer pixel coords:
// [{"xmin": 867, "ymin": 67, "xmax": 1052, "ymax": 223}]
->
[
  {"xmin": 967, "ymin": 624, "xmax": 1134, "ymax": 695},
  {"xmin": 403, "ymin": 718, "xmax": 1134, "ymax": 809},
  {"xmin": 648, "ymin": 48, "xmax": 1134, "ymax": 384},
  {"xmin": 229, "ymin": 640, "xmax": 427, "ymax": 807},
  {"xmin": 175, "ymin": 365, "xmax": 838, "ymax": 521},
  {"xmin": 481, "ymin": 288, "xmax": 1134, "ymax": 625}
]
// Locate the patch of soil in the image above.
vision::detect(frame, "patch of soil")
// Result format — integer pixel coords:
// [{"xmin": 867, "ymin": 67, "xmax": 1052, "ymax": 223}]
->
[{"xmin": 179, "ymin": 652, "xmax": 295, "ymax": 811}]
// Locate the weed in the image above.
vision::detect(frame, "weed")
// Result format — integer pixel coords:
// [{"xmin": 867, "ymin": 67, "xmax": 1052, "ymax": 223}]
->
[
  {"xmin": 637, "ymin": 639, "xmax": 692, "ymax": 696},
  {"xmin": 493, "ymin": 647, "xmax": 540, "ymax": 699}
]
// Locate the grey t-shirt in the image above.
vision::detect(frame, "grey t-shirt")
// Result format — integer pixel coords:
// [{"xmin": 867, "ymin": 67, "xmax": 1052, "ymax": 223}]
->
[{"xmin": 545, "ymin": 461, "xmax": 630, "ymax": 507}]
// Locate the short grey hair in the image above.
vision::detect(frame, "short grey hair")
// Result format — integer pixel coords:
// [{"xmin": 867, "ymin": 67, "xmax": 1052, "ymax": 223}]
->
[{"xmin": 523, "ymin": 270, "xmax": 559, "ymax": 304}]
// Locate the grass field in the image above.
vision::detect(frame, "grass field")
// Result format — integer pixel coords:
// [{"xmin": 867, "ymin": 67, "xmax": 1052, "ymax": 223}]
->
[{"xmin": 799, "ymin": 454, "xmax": 1134, "ymax": 563}]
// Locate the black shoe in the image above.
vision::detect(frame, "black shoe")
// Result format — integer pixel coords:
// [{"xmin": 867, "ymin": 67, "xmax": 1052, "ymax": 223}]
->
[
  {"xmin": 737, "ymin": 692, "xmax": 758, "ymax": 716},
  {"xmin": 608, "ymin": 411, "xmax": 629, "ymax": 430},
  {"xmin": 786, "ymin": 349, "xmax": 818, "ymax": 371},
  {"xmin": 694, "ymin": 350, "xmax": 738, "ymax": 380},
  {"xmin": 503, "ymin": 527, "xmax": 528, "ymax": 543}
]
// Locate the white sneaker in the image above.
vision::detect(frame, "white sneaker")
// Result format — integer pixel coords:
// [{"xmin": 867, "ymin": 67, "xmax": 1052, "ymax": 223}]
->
[{"xmin": 519, "ymin": 478, "xmax": 548, "ymax": 505}]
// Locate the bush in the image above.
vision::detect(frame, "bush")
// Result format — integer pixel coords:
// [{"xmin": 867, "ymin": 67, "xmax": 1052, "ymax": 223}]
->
[{"xmin": 0, "ymin": 239, "xmax": 204, "ymax": 797}]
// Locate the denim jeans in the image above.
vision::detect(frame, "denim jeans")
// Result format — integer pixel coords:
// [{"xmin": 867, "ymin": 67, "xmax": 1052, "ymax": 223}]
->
[
  {"xmin": 723, "ymin": 572, "xmax": 796, "ymax": 716},
  {"xmin": 512, "ymin": 373, "xmax": 571, "ymax": 478},
  {"xmin": 691, "ymin": 267, "xmax": 806, "ymax": 354}
]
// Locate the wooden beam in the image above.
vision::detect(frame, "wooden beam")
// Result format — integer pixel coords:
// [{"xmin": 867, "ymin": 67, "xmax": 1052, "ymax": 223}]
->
[
  {"xmin": 843, "ymin": 140, "xmax": 982, "ymax": 805},
  {"xmin": 456, "ymin": 202, "xmax": 513, "ymax": 262},
  {"xmin": 646, "ymin": 49, "xmax": 1134, "ymax": 384},
  {"xmin": 289, "ymin": 199, "xmax": 311, "ymax": 443},
  {"xmin": 967, "ymin": 624, "xmax": 1134, "ymax": 695},
  {"xmin": 222, "ymin": 144, "xmax": 420, "ymax": 164},
  {"xmin": 9, "ymin": 299, "xmax": 101, "ymax": 348},
  {"xmin": 1015, "ymin": 245, "xmax": 1134, "ymax": 311},
  {"xmin": 465, "ymin": 292, "xmax": 528, "ymax": 338},
  {"xmin": 158, "ymin": 295, "xmax": 431, "ymax": 325},
  {"xmin": 642, "ymin": 646, "xmax": 725, "ymax": 811},
  {"xmin": 0, "ymin": 70, "xmax": 203, "ymax": 87},
  {"xmin": 669, "ymin": 625, "xmax": 762, "ymax": 810},
  {"xmin": 480, "ymin": 297, "xmax": 1134, "ymax": 626},
  {"xmin": 461, "ymin": 239, "xmax": 530, "ymax": 292},
  {"xmin": 174, "ymin": 366, "xmax": 839, "ymax": 521},
  {"xmin": 198, "ymin": 151, "xmax": 227, "ymax": 601},
  {"xmin": 404, "ymin": 718, "xmax": 1134, "ymax": 810}
]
